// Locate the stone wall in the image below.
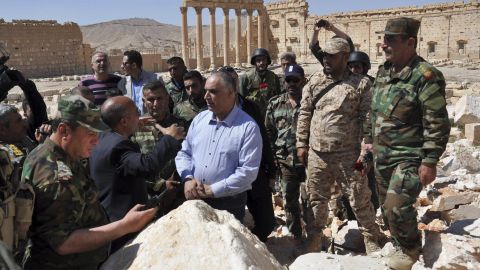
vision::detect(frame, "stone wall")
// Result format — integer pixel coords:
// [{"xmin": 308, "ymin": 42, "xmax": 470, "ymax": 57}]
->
[
  {"xmin": 0, "ymin": 19, "xmax": 89, "ymax": 78},
  {"xmin": 265, "ymin": 0, "xmax": 480, "ymax": 62}
]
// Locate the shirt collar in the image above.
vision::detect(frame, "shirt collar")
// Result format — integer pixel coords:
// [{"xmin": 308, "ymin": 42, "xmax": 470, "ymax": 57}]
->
[
  {"xmin": 385, "ymin": 55, "xmax": 420, "ymax": 82},
  {"xmin": 209, "ymin": 105, "xmax": 240, "ymax": 127}
]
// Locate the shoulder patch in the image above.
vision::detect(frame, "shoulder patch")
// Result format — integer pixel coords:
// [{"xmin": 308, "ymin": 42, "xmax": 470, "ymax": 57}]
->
[
  {"xmin": 417, "ymin": 62, "xmax": 438, "ymax": 81},
  {"xmin": 56, "ymin": 160, "xmax": 73, "ymax": 181}
]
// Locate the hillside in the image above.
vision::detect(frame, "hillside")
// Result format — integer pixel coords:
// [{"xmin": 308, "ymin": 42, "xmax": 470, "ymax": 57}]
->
[{"xmin": 80, "ymin": 17, "xmax": 248, "ymax": 53}]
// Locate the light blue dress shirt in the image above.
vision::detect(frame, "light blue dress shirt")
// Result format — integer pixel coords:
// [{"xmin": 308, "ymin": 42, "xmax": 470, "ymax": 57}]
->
[
  {"xmin": 131, "ymin": 78, "xmax": 144, "ymax": 115},
  {"xmin": 175, "ymin": 106, "xmax": 263, "ymax": 198}
]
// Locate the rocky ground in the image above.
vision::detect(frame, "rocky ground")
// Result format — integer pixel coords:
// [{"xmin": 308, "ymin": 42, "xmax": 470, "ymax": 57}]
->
[{"xmin": 4, "ymin": 60, "xmax": 480, "ymax": 269}]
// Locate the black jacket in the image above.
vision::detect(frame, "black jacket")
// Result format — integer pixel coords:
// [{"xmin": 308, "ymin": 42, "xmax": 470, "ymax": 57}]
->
[
  {"xmin": 239, "ymin": 95, "xmax": 276, "ymax": 198},
  {"xmin": 89, "ymin": 131, "xmax": 181, "ymax": 222}
]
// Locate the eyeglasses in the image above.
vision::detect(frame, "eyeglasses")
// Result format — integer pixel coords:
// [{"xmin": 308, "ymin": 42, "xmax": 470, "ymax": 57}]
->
[
  {"xmin": 122, "ymin": 62, "xmax": 130, "ymax": 66},
  {"xmin": 285, "ymin": 77, "xmax": 301, "ymax": 83}
]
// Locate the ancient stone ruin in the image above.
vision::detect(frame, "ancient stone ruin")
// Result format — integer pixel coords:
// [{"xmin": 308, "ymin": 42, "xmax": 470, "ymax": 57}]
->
[{"xmin": 1, "ymin": 0, "xmax": 479, "ymax": 77}]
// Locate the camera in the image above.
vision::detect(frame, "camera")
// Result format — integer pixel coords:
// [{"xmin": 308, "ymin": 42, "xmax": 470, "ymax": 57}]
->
[
  {"xmin": 0, "ymin": 45, "xmax": 26, "ymax": 101},
  {"xmin": 315, "ymin": 19, "xmax": 330, "ymax": 28}
]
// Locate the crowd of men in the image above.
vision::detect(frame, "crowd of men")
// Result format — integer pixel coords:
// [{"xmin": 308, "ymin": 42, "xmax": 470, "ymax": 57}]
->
[{"xmin": 0, "ymin": 17, "xmax": 450, "ymax": 270}]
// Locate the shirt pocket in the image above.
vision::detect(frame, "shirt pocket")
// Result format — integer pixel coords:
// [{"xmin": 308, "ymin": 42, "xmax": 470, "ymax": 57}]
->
[{"xmin": 387, "ymin": 88, "xmax": 419, "ymax": 125}]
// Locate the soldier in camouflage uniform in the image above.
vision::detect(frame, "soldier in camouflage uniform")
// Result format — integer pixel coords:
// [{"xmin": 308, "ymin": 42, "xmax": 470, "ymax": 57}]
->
[
  {"xmin": 367, "ymin": 18, "xmax": 450, "ymax": 270},
  {"xmin": 173, "ymin": 70, "xmax": 207, "ymax": 129},
  {"xmin": 0, "ymin": 104, "xmax": 34, "ymax": 262},
  {"xmin": 239, "ymin": 48, "xmax": 281, "ymax": 118},
  {"xmin": 265, "ymin": 64, "xmax": 306, "ymax": 241},
  {"xmin": 310, "ymin": 19, "xmax": 354, "ymax": 67},
  {"xmin": 277, "ymin": 52, "xmax": 297, "ymax": 93},
  {"xmin": 296, "ymin": 38, "xmax": 384, "ymax": 254},
  {"xmin": 21, "ymin": 95, "xmax": 156, "ymax": 270},
  {"xmin": 165, "ymin": 56, "xmax": 188, "ymax": 107},
  {"xmin": 133, "ymin": 80, "xmax": 186, "ymax": 204}
]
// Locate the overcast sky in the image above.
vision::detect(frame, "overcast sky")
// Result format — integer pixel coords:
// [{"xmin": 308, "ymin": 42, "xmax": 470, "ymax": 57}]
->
[{"xmin": 3, "ymin": 0, "xmax": 449, "ymax": 26}]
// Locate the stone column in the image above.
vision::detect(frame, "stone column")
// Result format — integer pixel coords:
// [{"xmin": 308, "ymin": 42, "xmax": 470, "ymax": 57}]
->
[
  {"xmin": 257, "ymin": 9, "xmax": 264, "ymax": 48},
  {"xmin": 223, "ymin": 8, "xmax": 230, "ymax": 66},
  {"xmin": 195, "ymin": 7, "xmax": 203, "ymax": 71},
  {"xmin": 209, "ymin": 8, "xmax": 216, "ymax": 69},
  {"xmin": 180, "ymin": 7, "xmax": 189, "ymax": 69},
  {"xmin": 235, "ymin": 9, "xmax": 242, "ymax": 67},
  {"xmin": 246, "ymin": 9, "xmax": 253, "ymax": 64},
  {"xmin": 281, "ymin": 14, "xmax": 286, "ymax": 53}
]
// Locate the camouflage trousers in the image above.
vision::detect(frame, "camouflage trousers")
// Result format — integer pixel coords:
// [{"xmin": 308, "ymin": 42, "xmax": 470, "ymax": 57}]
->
[
  {"xmin": 305, "ymin": 150, "xmax": 381, "ymax": 239},
  {"xmin": 279, "ymin": 164, "xmax": 306, "ymax": 239},
  {"xmin": 375, "ymin": 162, "xmax": 422, "ymax": 249}
]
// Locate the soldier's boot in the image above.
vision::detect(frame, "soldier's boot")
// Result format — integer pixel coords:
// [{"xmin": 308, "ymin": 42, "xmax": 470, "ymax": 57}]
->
[
  {"xmin": 304, "ymin": 232, "xmax": 323, "ymax": 253},
  {"xmin": 387, "ymin": 246, "xmax": 420, "ymax": 270}
]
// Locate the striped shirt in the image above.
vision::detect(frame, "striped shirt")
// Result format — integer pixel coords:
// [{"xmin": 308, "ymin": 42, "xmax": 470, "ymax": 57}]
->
[{"xmin": 79, "ymin": 74, "xmax": 122, "ymax": 105}]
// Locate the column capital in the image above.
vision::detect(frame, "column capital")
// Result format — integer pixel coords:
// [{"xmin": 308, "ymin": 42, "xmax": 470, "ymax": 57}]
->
[
  {"xmin": 235, "ymin": 9, "xmax": 242, "ymax": 16},
  {"xmin": 194, "ymin": 7, "xmax": 203, "ymax": 14},
  {"xmin": 208, "ymin": 7, "xmax": 216, "ymax": 15},
  {"xmin": 246, "ymin": 9, "xmax": 253, "ymax": 16},
  {"xmin": 222, "ymin": 7, "xmax": 229, "ymax": 15},
  {"xmin": 180, "ymin": 6, "xmax": 188, "ymax": 15}
]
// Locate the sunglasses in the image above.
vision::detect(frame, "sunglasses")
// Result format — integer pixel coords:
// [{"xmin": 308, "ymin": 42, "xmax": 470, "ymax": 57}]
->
[{"xmin": 383, "ymin": 35, "xmax": 407, "ymax": 43}]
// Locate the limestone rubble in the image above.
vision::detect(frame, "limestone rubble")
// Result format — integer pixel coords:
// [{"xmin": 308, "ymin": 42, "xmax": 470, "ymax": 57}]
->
[{"xmin": 101, "ymin": 200, "xmax": 285, "ymax": 270}]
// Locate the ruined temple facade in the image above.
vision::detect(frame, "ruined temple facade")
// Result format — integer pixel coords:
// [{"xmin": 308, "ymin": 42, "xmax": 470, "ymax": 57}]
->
[
  {"xmin": 265, "ymin": 0, "xmax": 480, "ymax": 62},
  {"xmin": 0, "ymin": 19, "xmax": 92, "ymax": 78},
  {"xmin": 180, "ymin": 0, "xmax": 268, "ymax": 70},
  {"xmin": 1, "ymin": 0, "xmax": 479, "ymax": 78}
]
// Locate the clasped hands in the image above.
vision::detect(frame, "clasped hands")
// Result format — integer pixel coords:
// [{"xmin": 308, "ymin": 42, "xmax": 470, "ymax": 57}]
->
[{"xmin": 184, "ymin": 178, "xmax": 213, "ymax": 200}]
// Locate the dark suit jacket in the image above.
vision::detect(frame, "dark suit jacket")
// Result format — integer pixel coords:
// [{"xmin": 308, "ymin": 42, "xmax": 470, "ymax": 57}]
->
[{"xmin": 89, "ymin": 131, "xmax": 181, "ymax": 222}]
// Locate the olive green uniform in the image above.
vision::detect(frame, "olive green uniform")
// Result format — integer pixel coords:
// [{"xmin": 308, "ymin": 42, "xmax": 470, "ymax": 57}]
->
[
  {"xmin": 21, "ymin": 139, "xmax": 109, "ymax": 269},
  {"xmin": 239, "ymin": 69, "xmax": 281, "ymax": 117},
  {"xmin": 366, "ymin": 55, "xmax": 450, "ymax": 249}
]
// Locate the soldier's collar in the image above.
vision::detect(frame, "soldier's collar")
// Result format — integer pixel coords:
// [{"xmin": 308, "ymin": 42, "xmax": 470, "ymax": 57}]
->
[
  {"xmin": 326, "ymin": 69, "xmax": 350, "ymax": 82},
  {"xmin": 387, "ymin": 55, "xmax": 421, "ymax": 81},
  {"xmin": 43, "ymin": 138, "xmax": 76, "ymax": 166}
]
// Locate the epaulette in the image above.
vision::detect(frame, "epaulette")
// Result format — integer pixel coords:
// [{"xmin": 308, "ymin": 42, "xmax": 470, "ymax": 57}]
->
[{"xmin": 417, "ymin": 62, "xmax": 436, "ymax": 81}]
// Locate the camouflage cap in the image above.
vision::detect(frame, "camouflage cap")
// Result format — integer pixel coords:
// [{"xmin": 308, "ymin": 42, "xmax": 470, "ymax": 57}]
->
[
  {"xmin": 323, "ymin": 37, "xmax": 350, "ymax": 54},
  {"xmin": 56, "ymin": 94, "xmax": 108, "ymax": 132},
  {"xmin": 376, "ymin": 17, "xmax": 420, "ymax": 37}
]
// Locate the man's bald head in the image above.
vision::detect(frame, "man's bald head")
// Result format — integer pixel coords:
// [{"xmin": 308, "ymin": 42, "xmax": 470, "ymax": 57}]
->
[{"xmin": 101, "ymin": 96, "xmax": 137, "ymax": 129}]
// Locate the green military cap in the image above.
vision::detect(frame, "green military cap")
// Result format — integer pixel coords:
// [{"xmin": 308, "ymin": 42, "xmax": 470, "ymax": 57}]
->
[
  {"xmin": 323, "ymin": 37, "xmax": 351, "ymax": 54},
  {"xmin": 376, "ymin": 17, "xmax": 420, "ymax": 37},
  {"xmin": 56, "ymin": 94, "xmax": 108, "ymax": 132}
]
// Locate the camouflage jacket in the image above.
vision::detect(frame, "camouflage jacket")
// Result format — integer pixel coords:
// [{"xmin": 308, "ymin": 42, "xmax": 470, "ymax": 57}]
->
[
  {"xmin": 173, "ymin": 98, "xmax": 207, "ymax": 129},
  {"xmin": 132, "ymin": 115, "xmax": 185, "ymax": 194},
  {"xmin": 296, "ymin": 70, "xmax": 372, "ymax": 153},
  {"xmin": 165, "ymin": 79, "xmax": 188, "ymax": 107},
  {"xmin": 21, "ymin": 138, "xmax": 109, "ymax": 270},
  {"xmin": 0, "ymin": 142, "xmax": 26, "ymax": 251},
  {"xmin": 366, "ymin": 55, "xmax": 450, "ymax": 167},
  {"xmin": 239, "ymin": 69, "xmax": 281, "ymax": 116},
  {"xmin": 265, "ymin": 93, "xmax": 302, "ymax": 167}
]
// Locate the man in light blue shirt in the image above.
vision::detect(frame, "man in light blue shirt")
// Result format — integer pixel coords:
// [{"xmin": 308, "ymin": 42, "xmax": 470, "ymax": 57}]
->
[
  {"xmin": 175, "ymin": 72, "xmax": 263, "ymax": 222},
  {"xmin": 118, "ymin": 50, "xmax": 163, "ymax": 115}
]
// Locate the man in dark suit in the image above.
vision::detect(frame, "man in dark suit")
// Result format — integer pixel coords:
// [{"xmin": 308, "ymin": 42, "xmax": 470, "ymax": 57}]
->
[{"xmin": 89, "ymin": 96, "xmax": 184, "ymax": 252}]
